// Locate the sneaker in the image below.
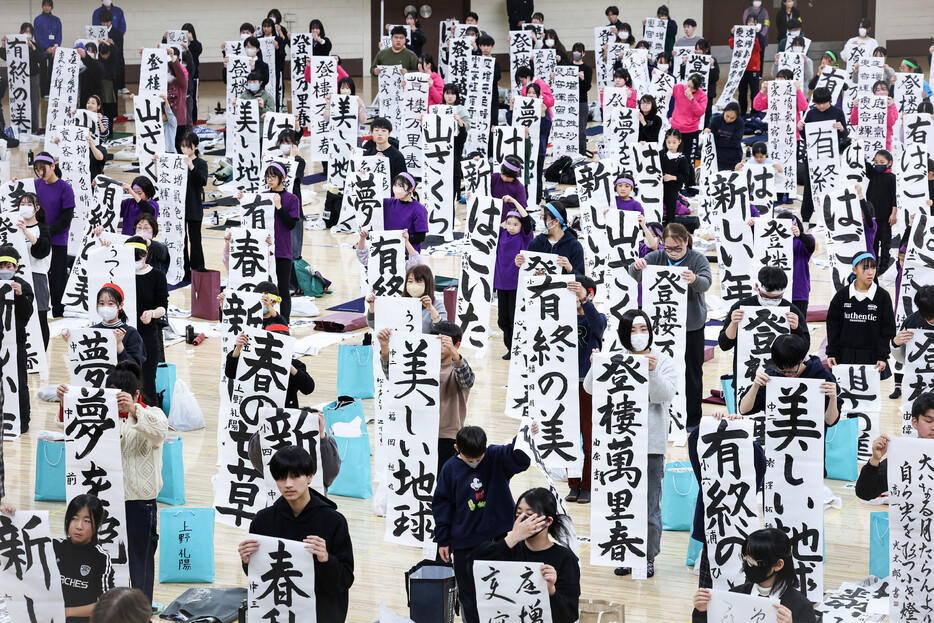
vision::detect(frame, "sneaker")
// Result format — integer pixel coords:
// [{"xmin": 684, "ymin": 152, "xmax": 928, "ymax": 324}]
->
[
  {"xmin": 565, "ymin": 487, "xmax": 580, "ymax": 503},
  {"xmin": 502, "ymin": 352, "xmax": 511, "ymax": 360},
  {"xmin": 863, "ymin": 492, "xmax": 889, "ymax": 506},
  {"xmin": 577, "ymin": 490, "xmax": 591, "ymax": 504},
  {"xmin": 614, "ymin": 559, "xmax": 655, "ymax": 577},
  {"xmin": 889, "ymin": 386, "xmax": 902, "ymax": 400},
  {"xmin": 307, "ymin": 219, "xmax": 326, "ymax": 230}
]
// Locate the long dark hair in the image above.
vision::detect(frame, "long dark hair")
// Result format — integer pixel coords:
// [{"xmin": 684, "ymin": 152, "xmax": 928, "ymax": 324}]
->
[
  {"xmin": 64, "ymin": 494, "xmax": 105, "ymax": 544},
  {"xmin": 181, "ymin": 23, "xmax": 198, "ymax": 41},
  {"xmin": 619, "ymin": 309, "xmax": 653, "ymax": 352},
  {"xmin": 443, "ymin": 83, "xmax": 462, "ymax": 105},
  {"xmin": 17, "ymin": 192, "xmax": 46, "ymax": 224},
  {"xmin": 33, "ymin": 151, "xmax": 62, "ymax": 178},
  {"xmin": 180, "ymin": 131, "xmax": 200, "ymax": 156},
  {"xmin": 543, "ymin": 29, "xmax": 567, "ymax": 56},
  {"xmin": 515, "ymin": 488, "xmax": 576, "ymax": 551},
  {"xmin": 743, "ymin": 528, "xmax": 798, "ymax": 590},
  {"xmin": 309, "ymin": 19, "xmax": 326, "ymax": 37}
]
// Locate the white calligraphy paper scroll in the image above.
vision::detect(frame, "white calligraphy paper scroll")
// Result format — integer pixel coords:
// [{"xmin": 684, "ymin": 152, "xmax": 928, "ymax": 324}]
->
[
  {"xmin": 367, "ymin": 230, "xmax": 406, "ymax": 296},
  {"xmin": 343, "ymin": 171, "xmax": 387, "ymax": 231},
  {"xmin": 421, "ymin": 113, "xmax": 457, "ymax": 237},
  {"xmin": 465, "ymin": 55, "xmax": 495, "ymax": 156},
  {"xmin": 139, "ymin": 48, "xmax": 168, "ymax": 98},
  {"xmin": 67, "ymin": 328, "xmax": 116, "ymax": 386},
  {"xmin": 378, "ymin": 65, "xmax": 404, "ymax": 133},
  {"xmin": 64, "ymin": 386, "xmax": 130, "ymax": 586},
  {"xmin": 776, "ymin": 51, "xmax": 804, "ymax": 84},
  {"xmin": 228, "ymin": 227, "xmax": 272, "ymax": 292},
  {"xmin": 247, "ymin": 534, "xmax": 316, "ymax": 623},
  {"xmin": 767, "ymin": 80, "xmax": 798, "ymax": 195},
  {"xmin": 225, "ymin": 55, "xmax": 252, "ymax": 157},
  {"xmin": 698, "ymin": 132, "xmax": 719, "ymax": 226},
  {"xmin": 590, "ymin": 352, "xmax": 649, "ymax": 576},
  {"xmin": 258, "ymin": 407, "xmax": 324, "ymax": 497},
  {"xmin": 473, "ymin": 560, "xmax": 554, "ymax": 622},
  {"xmin": 753, "ymin": 218, "xmax": 794, "ymax": 296},
  {"xmin": 86, "ymin": 244, "xmax": 137, "ymax": 328},
  {"xmin": 509, "ymin": 30, "xmax": 534, "ymax": 91},
  {"xmin": 492, "ymin": 126, "xmax": 525, "ymax": 172},
  {"xmin": 716, "ymin": 26, "xmax": 756, "ymax": 109},
  {"xmin": 231, "ymin": 98, "xmax": 262, "ymax": 192},
  {"xmin": 462, "ymin": 157, "xmax": 492, "ymax": 200},
  {"xmin": 894, "ymin": 72, "xmax": 924, "ymax": 116},
  {"xmin": 594, "ymin": 27, "xmax": 617, "ymax": 89},
  {"xmin": 805, "ymin": 120, "xmax": 841, "ymax": 212},
  {"xmin": 834, "ymin": 364, "xmax": 881, "ymax": 461},
  {"xmin": 853, "ymin": 94, "xmax": 888, "ymax": 158},
  {"xmin": 532, "ymin": 48, "xmax": 557, "ymax": 90},
  {"xmin": 327, "ymin": 95, "xmax": 359, "ymax": 192},
  {"xmin": 60, "ymin": 129, "xmax": 93, "ymax": 256},
  {"xmin": 650, "ymin": 70, "xmax": 677, "ymax": 135},
  {"xmin": 156, "ymin": 154, "xmax": 188, "ymax": 285},
  {"xmin": 511, "ymin": 96, "xmax": 542, "ymax": 207},
  {"xmin": 0, "ymin": 511, "xmax": 66, "ymax": 622},
  {"xmin": 735, "ymin": 307, "xmax": 789, "ymax": 404},
  {"xmin": 551, "ymin": 65, "xmax": 582, "ymax": 160},
  {"xmin": 896, "ymin": 142, "xmax": 930, "ymax": 229},
  {"xmin": 822, "ymin": 185, "xmax": 867, "ymax": 291},
  {"xmin": 239, "ymin": 193, "xmax": 274, "ymax": 231},
  {"xmin": 289, "ymin": 33, "xmax": 313, "ymax": 133},
  {"xmin": 133, "ymin": 95, "xmax": 165, "ymax": 183},
  {"xmin": 0, "ymin": 284, "xmax": 20, "ymax": 437},
  {"xmin": 632, "ymin": 143, "xmax": 664, "ymax": 225},
  {"xmin": 400, "ymin": 73, "xmax": 431, "ymax": 176},
  {"xmin": 902, "ymin": 330, "xmax": 934, "ymax": 423},
  {"xmin": 717, "ymin": 210, "xmax": 757, "ymax": 304},
  {"xmin": 46, "ymin": 48, "xmax": 80, "ymax": 141},
  {"xmin": 897, "ymin": 215, "xmax": 934, "ymax": 331},
  {"xmin": 62, "ymin": 232, "xmax": 125, "ymax": 314},
  {"xmin": 4, "ymin": 36, "xmax": 32, "ymax": 136},
  {"xmin": 643, "ymin": 266, "xmax": 688, "ymax": 442},
  {"xmin": 644, "ymin": 18, "xmax": 667, "ymax": 55},
  {"xmin": 810, "ymin": 66, "xmax": 847, "ymax": 106},
  {"xmin": 456, "ymin": 196, "xmax": 502, "ymax": 353}
]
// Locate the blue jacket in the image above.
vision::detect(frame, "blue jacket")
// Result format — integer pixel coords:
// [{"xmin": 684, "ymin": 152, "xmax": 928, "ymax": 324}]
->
[
  {"xmin": 432, "ymin": 438, "xmax": 531, "ymax": 550},
  {"xmin": 577, "ymin": 300, "xmax": 606, "ymax": 380},
  {"xmin": 33, "ymin": 12, "xmax": 63, "ymax": 57},
  {"xmin": 92, "ymin": 5, "xmax": 127, "ymax": 33},
  {"xmin": 526, "ymin": 230, "xmax": 586, "ymax": 276}
]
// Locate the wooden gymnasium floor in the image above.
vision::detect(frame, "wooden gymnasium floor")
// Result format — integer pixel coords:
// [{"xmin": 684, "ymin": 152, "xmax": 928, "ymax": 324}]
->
[{"xmin": 1, "ymin": 79, "xmax": 907, "ymax": 622}]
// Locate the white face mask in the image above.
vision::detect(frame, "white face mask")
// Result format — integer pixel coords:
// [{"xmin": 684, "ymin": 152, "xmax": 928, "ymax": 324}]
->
[
  {"xmin": 25, "ymin": 34, "xmax": 33, "ymax": 41},
  {"xmin": 136, "ymin": 230, "xmax": 152, "ymax": 240},
  {"xmin": 102, "ymin": 0, "xmax": 112, "ymax": 5},
  {"xmin": 753, "ymin": 0, "xmax": 762, "ymax": 7},
  {"xmin": 245, "ymin": 47, "xmax": 257, "ymax": 57},
  {"xmin": 792, "ymin": 46, "xmax": 804, "ymax": 53},
  {"xmin": 619, "ymin": 31, "xmax": 629, "ymax": 39},
  {"xmin": 758, "ymin": 293, "xmax": 783, "ymax": 307},
  {"xmin": 240, "ymin": 33, "xmax": 250, "ymax": 41},
  {"xmin": 858, "ymin": 28, "xmax": 868, "ymax": 37},
  {"xmin": 98, "ymin": 306, "xmax": 118, "ymax": 321},
  {"xmin": 340, "ymin": 88, "xmax": 351, "ymax": 95},
  {"xmin": 545, "ymin": 39, "xmax": 555, "ymax": 47},
  {"xmin": 630, "ymin": 333, "xmax": 650, "ymax": 352},
  {"xmin": 0, "ymin": 269, "xmax": 15, "ymax": 281},
  {"xmin": 657, "ymin": 63, "xmax": 669, "ymax": 70},
  {"xmin": 269, "ymin": 16, "xmax": 277, "ymax": 23},
  {"xmin": 135, "ymin": 259, "xmax": 146, "ymax": 271},
  {"xmin": 789, "ymin": 30, "xmax": 800, "ymax": 37},
  {"xmin": 407, "ymin": 282, "xmax": 426, "ymax": 298},
  {"xmin": 19, "ymin": 206, "xmax": 35, "ymax": 219}
]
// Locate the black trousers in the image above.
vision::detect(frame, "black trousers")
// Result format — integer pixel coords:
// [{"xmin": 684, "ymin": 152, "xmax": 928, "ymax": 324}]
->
[
  {"xmin": 496, "ymin": 288, "xmax": 518, "ymax": 351},
  {"xmin": 275, "ymin": 257, "xmax": 293, "ymax": 322},
  {"xmin": 800, "ymin": 153, "xmax": 817, "ymax": 223},
  {"xmin": 738, "ymin": 70, "xmax": 760, "ymax": 115},
  {"xmin": 49, "ymin": 245, "xmax": 68, "ymax": 317},
  {"xmin": 138, "ymin": 325, "xmax": 161, "ymax": 405},
  {"xmin": 184, "ymin": 218, "xmax": 205, "ymax": 277},
  {"xmin": 437, "ymin": 437, "xmax": 457, "ymax": 474},
  {"xmin": 874, "ymin": 219, "xmax": 892, "ymax": 269},
  {"xmin": 39, "ymin": 55, "xmax": 54, "ymax": 96},
  {"xmin": 792, "ymin": 299, "xmax": 809, "ymax": 318},
  {"xmin": 685, "ymin": 327, "xmax": 705, "ymax": 428},
  {"xmin": 18, "ymin": 349, "xmax": 30, "ymax": 433},
  {"xmin": 681, "ymin": 131, "xmax": 700, "ymax": 187},
  {"xmin": 453, "ymin": 544, "xmax": 484, "ymax": 623},
  {"xmin": 125, "ymin": 499, "xmax": 158, "ymax": 603},
  {"xmin": 536, "ymin": 155, "xmax": 546, "ymax": 203}
]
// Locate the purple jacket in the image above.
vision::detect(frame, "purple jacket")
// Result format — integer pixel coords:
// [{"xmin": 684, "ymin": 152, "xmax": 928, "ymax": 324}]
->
[
  {"xmin": 491, "ymin": 173, "xmax": 528, "ymax": 216},
  {"xmin": 615, "ymin": 196, "xmax": 644, "ymax": 214},
  {"xmin": 269, "ymin": 190, "xmax": 300, "ymax": 259},
  {"xmin": 35, "ymin": 178, "xmax": 75, "ymax": 246},
  {"xmin": 120, "ymin": 198, "xmax": 159, "ymax": 235},
  {"xmin": 791, "ymin": 235, "xmax": 814, "ymax": 302},
  {"xmin": 383, "ymin": 198, "xmax": 429, "ymax": 253},
  {"xmin": 494, "ymin": 215, "xmax": 535, "ymax": 290}
]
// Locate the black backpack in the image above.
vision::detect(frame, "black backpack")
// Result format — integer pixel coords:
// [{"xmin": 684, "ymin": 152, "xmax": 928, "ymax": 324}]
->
[{"xmin": 544, "ymin": 155, "xmax": 573, "ymax": 183}]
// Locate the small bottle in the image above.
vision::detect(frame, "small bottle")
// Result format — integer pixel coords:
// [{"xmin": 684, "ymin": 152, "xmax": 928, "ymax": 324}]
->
[
  {"xmin": 216, "ymin": 101, "xmax": 223, "ymax": 115},
  {"xmin": 27, "ymin": 149, "xmax": 34, "ymax": 166},
  {"xmin": 212, "ymin": 210, "xmax": 219, "ymax": 225}
]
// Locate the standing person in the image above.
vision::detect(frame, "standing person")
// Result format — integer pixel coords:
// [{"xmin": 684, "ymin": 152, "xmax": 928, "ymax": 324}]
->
[
  {"xmin": 494, "ymin": 200, "xmax": 534, "ymax": 359},
  {"xmin": 238, "ymin": 446, "xmax": 355, "ymax": 622},
  {"xmin": 76, "ymin": 43, "xmax": 104, "ymax": 106},
  {"xmin": 730, "ymin": 19, "xmax": 763, "ymax": 115},
  {"xmin": 402, "ymin": 11, "xmax": 427, "ymax": 57},
  {"xmin": 508, "ymin": 0, "xmax": 535, "ymax": 31},
  {"xmin": 891, "ymin": 285, "xmax": 934, "ymax": 401},
  {"xmin": 776, "ymin": 211, "xmax": 815, "ymax": 316},
  {"xmin": 416, "ymin": 54, "xmax": 445, "ymax": 108},
  {"xmin": 521, "ymin": 201, "xmax": 585, "ymax": 275},
  {"xmin": 32, "ymin": 152, "xmax": 74, "ymax": 317},
  {"xmin": 864, "ymin": 149, "xmax": 898, "ymax": 273},
  {"xmin": 843, "ymin": 18, "xmax": 879, "ymax": 70},
  {"xmin": 365, "ymin": 263, "xmax": 446, "ymax": 332},
  {"xmin": 0, "ymin": 247, "xmax": 35, "ymax": 433},
  {"xmin": 53, "ymin": 494, "xmax": 116, "ymax": 623},
  {"xmin": 238, "ymin": 70, "xmax": 274, "ymax": 119},
  {"xmin": 165, "ymin": 47, "xmax": 188, "ymax": 152},
  {"xmin": 586, "ymin": 309, "xmax": 677, "ymax": 578},
  {"xmin": 850, "ymin": 81, "xmax": 898, "ymax": 151},
  {"xmin": 675, "ymin": 18, "xmax": 701, "ymax": 49},
  {"xmin": 705, "ymin": 102, "xmax": 745, "ymax": 172},
  {"xmin": 34, "ymin": 0, "xmax": 62, "ymax": 97},
  {"xmin": 630, "ymin": 223, "xmax": 711, "ymax": 430},
  {"xmin": 476, "ymin": 36, "xmax": 503, "ymax": 129},
  {"xmin": 371, "ymin": 26, "xmax": 418, "ymax": 75},
  {"xmin": 260, "ymin": 19, "xmax": 286, "ymax": 110},
  {"xmin": 382, "ymin": 173, "xmax": 429, "ymax": 253},
  {"xmin": 272, "ymin": 129, "xmax": 306, "ymax": 283},
  {"xmin": 693, "ymin": 39, "xmax": 719, "ymax": 127},
  {"xmin": 263, "ymin": 163, "xmax": 300, "ymax": 323},
  {"xmin": 119, "ymin": 176, "xmax": 158, "ymax": 236},
  {"xmin": 362, "ymin": 117, "xmax": 407, "ymax": 179},
  {"xmin": 742, "ymin": 0, "xmax": 770, "ymax": 68},
  {"xmin": 798, "ymin": 87, "xmax": 848, "ymax": 225},
  {"xmin": 308, "ymin": 20, "xmax": 332, "ymax": 56},
  {"xmin": 659, "ymin": 129, "xmax": 693, "ymax": 223},
  {"xmin": 180, "ymin": 24, "xmax": 202, "ymax": 122},
  {"xmin": 508, "ymin": 83, "xmax": 551, "ymax": 204},
  {"xmin": 179, "ymin": 132, "xmax": 207, "ymax": 279},
  {"xmin": 15, "ymin": 193, "xmax": 52, "ymax": 348},
  {"xmin": 637, "ymin": 95, "xmax": 662, "ymax": 144},
  {"xmin": 125, "ymin": 237, "xmax": 167, "ymax": 404},
  {"xmin": 97, "ymin": 43, "xmax": 119, "ymax": 136},
  {"xmin": 471, "ymin": 488, "xmax": 581, "ymax": 623},
  {"xmin": 441, "ymin": 84, "xmax": 471, "ymax": 201},
  {"xmin": 515, "ymin": 66, "xmax": 555, "ymax": 117},
  {"xmin": 489, "ymin": 155, "xmax": 529, "ymax": 210},
  {"xmin": 643, "ymin": 5, "xmax": 678, "ymax": 54},
  {"xmin": 95, "ymin": 10, "xmax": 125, "ymax": 98},
  {"xmin": 670, "ymin": 74, "xmax": 707, "ymax": 169},
  {"xmin": 432, "ymin": 426, "xmax": 533, "ymax": 623},
  {"xmin": 775, "ymin": 0, "xmax": 801, "ymax": 44},
  {"xmin": 92, "ymin": 1, "xmax": 126, "ymax": 33},
  {"xmin": 569, "ymin": 42, "xmax": 593, "ymax": 156},
  {"xmin": 827, "ymin": 253, "xmax": 897, "ymax": 379},
  {"xmin": 693, "ymin": 528, "xmax": 818, "ymax": 623}
]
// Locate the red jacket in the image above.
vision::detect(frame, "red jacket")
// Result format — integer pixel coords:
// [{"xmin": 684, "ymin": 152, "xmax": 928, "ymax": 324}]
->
[
  {"xmin": 427, "ymin": 72, "xmax": 445, "ymax": 108},
  {"xmin": 729, "ymin": 35, "xmax": 762, "ymax": 72},
  {"xmin": 521, "ymin": 78, "xmax": 555, "ymax": 116}
]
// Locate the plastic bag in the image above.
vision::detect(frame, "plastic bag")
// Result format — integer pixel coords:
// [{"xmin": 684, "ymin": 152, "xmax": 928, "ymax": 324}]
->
[{"xmin": 168, "ymin": 379, "xmax": 205, "ymax": 431}]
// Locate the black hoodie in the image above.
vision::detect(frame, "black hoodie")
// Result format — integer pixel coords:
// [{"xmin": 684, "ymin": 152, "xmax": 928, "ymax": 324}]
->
[
  {"xmin": 246, "ymin": 489, "xmax": 355, "ymax": 621},
  {"xmin": 362, "ymin": 136, "xmax": 407, "ymax": 181}
]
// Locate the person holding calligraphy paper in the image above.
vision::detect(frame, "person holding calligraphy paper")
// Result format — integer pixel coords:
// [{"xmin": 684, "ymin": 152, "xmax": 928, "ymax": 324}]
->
[
  {"xmin": 476, "ymin": 36, "xmax": 504, "ymax": 131},
  {"xmin": 355, "ymin": 228, "xmax": 423, "ymax": 275},
  {"xmin": 15, "ymin": 193, "xmax": 52, "ymax": 348},
  {"xmin": 659, "ymin": 129, "xmax": 694, "ymax": 223},
  {"xmin": 62, "ymin": 285, "xmax": 146, "ymax": 368},
  {"xmin": 118, "ymin": 176, "xmax": 158, "ymax": 236},
  {"xmin": 382, "ymin": 173, "xmax": 429, "ymax": 253},
  {"xmin": 705, "ymin": 102, "xmax": 746, "ymax": 172},
  {"xmin": 225, "ymin": 324, "xmax": 314, "ymax": 409},
  {"xmin": 442, "ymin": 84, "xmax": 472, "ymax": 201},
  {"xmin": 239, "ymin": 446, "xmax": 355, "ymax": 621},
  {"xmin": 366, "ymin": 263, "xmax": 445, "ymax": 332},
  {"xmin": 637, "ymin": 95, "xmax": 662, "ymax": 144},
  {"xmin": 126, "ymin": 215, "xmax": 169, "ymax": 276},
  {"xmin": 849, "ymin": 80, "xmax": 898, "ymax": 151},
  {"xmin": 601, "ymin": 68, "xmax": 638, "ymax": 109},
  {"xmin": 490, "ymin": 155, "xmax": 529, "ymax": 213},
  {"xmin": 631, "ymin": 223, "xmax": 711, "ymax": 430},
  {"xmin": 261, "ymin": 162, "xmax": 300, "ymax": 323},
  {"xmin": 401, "ymin": 11, "xmax": 427, "ymax": 57},
  {"xmin": 76, "ymin": 43, "xmax": 104, "ymax": 108},
  {"xmin": 31, "ymin": 152, "xmax": 75, "ymax": 317},
  {"xmin": 123, "ymin": 237, "xmax": 168, "ymax": 405},
  {"xmin": 414, "ymin": 54, "xmax": 445, "ymax": 109},
  {"xmin": 855, "ymin": 392, "xmax": 934, "ymax": 501},
  {"xmin": 259, "ymin": 19, "xmax": 286, "ymax": 110},
  {"xmin": 33, "ymin": 0, "xmax": 62, "ymax": 97},
  {"xmin": 470, "ymin": 488, "xmax": 581, "ymax": 623},
  {"xmin": 827, "ymin": 252, "xmax": 897, "ymax": 379},
  {"xmin": 774, "ymin": 0, "xmax": 801, "ymax": 45},
  {"xmin": 521, "ymin": 201, "xmax": 585, "ymax": 274},
  {"xmin": 0, "ymin": 25, "xmax": 43, "ymax": 134},
  {"xmin": 774, "ymin": 211, "xmax": 816, "ymax": 317},
  {"xmin": 492, "ymin": 202, "xmax": 534, "ymax": 360},
  {"xmin": 0, "ymin": 247, "xmax": 35, "ymax": 433},
  {"xmin": 237, "ymin": 70, "xmax": 274, "ymax": 120},
  {"xmin": 370, "ymin": 26, "xmax": 419, "ymax": 75},
  {"xmin": 892, "ymin": 58, "xmax": 934, "ymax": 99},
  {"xmin": 431, "ymin": 425, "xmax": 534, "ymax": 623},
  {"xmin": 693, "ymin": 39, "xmax": 720, "ymax": 128},
  {"xmin": 729, "ymin": 19, "xmax": 765, "ymax": 116},
  {"xmin": 569, "ymin": 42, "xmax": 593, "ymax": 156},
  {"xmin": 797, "ymin": 87, "xmax": 848, "ymax": 225},
  {"xmin": 585, "ymin": 309, "xmax": 678, "ymax": 577},
  {"xmin": 56, "ymin": 361, "xmax": 169, "ymax": 604},
  {"xmin": 178, "ymin": 132, "xmax": 208, "ymax": 279},
  {"xmin": 670, "ymin": 74, "xmax": 707, "ymax": 175},
  {"xmin": 862, "ymin": 149, "xmax": 897, "ymax": 273},
  {"xmin": 362, "ymin": 117, "xmax": 408, "ymax": 181},
  {"xmin": 164, "ymin": 47, "xmax": 189, "ymax": 152},
  {"xmin": 738, "ymin": 334, "xmax": 841, "ymax": 430},
  {"xmin": 269, "ymin": 130, "xmax": 307, "ymax": 290},
  {"xmin": 693, "ymin": 528, "xmax": 817, "ymax": 623},
  {"xmin": 508, "ymin": 83, "xmax": 553, "ymax": 203},
  {"xmin": 772, "ymin": 36, "xmax": 814, "ymax": 84},
  {"xmin": 890, "ymin": 285, "xmax": 934, "ymax": 402}
]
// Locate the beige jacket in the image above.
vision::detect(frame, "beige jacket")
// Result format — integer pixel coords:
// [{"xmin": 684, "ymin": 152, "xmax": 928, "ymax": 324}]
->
[{"xmin": 120, "ymin": 404, "xmax": 169, "ymax": 501}]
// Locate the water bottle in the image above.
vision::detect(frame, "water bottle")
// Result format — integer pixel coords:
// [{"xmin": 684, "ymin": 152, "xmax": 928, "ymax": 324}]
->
[
  {"xmin": 211, "ymin": 211, "xmax": 219, "ymax": 226},
  {"xmin": 27, "ymin": 149, "xmax": 34, "ymax": 166}
]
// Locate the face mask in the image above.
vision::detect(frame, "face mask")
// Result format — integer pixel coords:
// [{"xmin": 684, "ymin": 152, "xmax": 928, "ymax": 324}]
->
[
  {"xmin": 98, "ymin": 306, "xmax": 118, "ymax": 321},
  {"xmin": 573, "ymin": 52, "xmax": 582, "ymax": 61},
  {"xmin": 619, "ymin": 31, "xmax": 629, "ymax": 39},
  {"xmin": 630, "ymin": 333, "xmax": 650, "ymax": 352},
  {"xmin": 245, "ymin": 48, "xmax": 257, "ymax": 57},
  {"xmin": 0, "ymin": 269, "xmax": 14, "ymax": 281},
  {"xmin": 103, "ymin": 0, "xmax": 112, "ymax": 5},
  {"xmin": 19, "ymin": 206, "xmax": 35, "ymax": 219},
  {"xmin": 742, "ymin": 560, "xmax": 776, "ymax": 585},
  {"xmin": 657, "ymin": 63, "xmax": 669, "ymax": 70},
  {"xmin": 269, "ymin": 16, "xmax": 277, "ymax": 23},
  {"xmin": 407, "ymin": 282, "xmax": 426, "ymax": 298},
  {"xmin": 545, "ymin": 39, "xmax": 555, "ymax": 47},
  {"xmin": 247, "ymin": 83, "xmax": 260, "ymax": 92},
  {"xmin": 136, "ymin": 230, "xmax": 152, "ymax": 240},
  {"xmin": 758, "ymin": 293, "xmax": 783, "ymax": 307},
  {"xmin": 789, "ymin": 30, "xmax": 800, "ymax": 37},
  {"xmin": 874, "ymin": 164, "xmax": 888, "ymax": 172},
  {"xmin": 858, "ymin": 28, "xmax": 868, "ymax": 36},
  {"xmin": 753, "ymin": 0, "xmax": 762, "ymax": 7},
  {"xmin": 792, "ymin": 46, "xmax": 804, "ymax": 53},
  {"xmin": 240, "ymin": 33, "xmax": 250, "ymax": 41},
  {"xmin": 135, "ymin": 259, "xmax": 146, "ymax": 271},
  {"xmin": 463, "ymin": 458, "xmax": 482, "ymax": 469},
  {"xmin": 340, "ymin": 88, "xmax": 351, "ymax": 95}
]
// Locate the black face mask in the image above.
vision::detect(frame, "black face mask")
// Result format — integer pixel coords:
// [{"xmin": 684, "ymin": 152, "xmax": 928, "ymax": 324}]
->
[{"xmin": 742, "ymin": 560, "xmax": 776, "ymax": 585}]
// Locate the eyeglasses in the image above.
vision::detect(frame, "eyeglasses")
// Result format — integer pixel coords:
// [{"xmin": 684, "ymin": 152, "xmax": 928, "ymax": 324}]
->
[
  {"xmin": 665, "ymin": 245, "xmax": 685, "ymax": 254},
  {"xmin": 776, "ymin": 363, "xmax": 802, "ymax": 376}
]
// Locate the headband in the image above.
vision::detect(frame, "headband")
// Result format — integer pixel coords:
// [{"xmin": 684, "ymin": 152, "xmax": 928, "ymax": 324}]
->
[
  {"xmin": 544, "ymin": 203, "xmax": 567, "ymax": 230},
  {"xmin": 266, "ymin": 323, "xmax": 290, "ymax": 334},
  {"xmin": 126, "ymin": 242, "xmax": 147, "ymax": 252},
  {"xmin": 34, "ymin": 154, "xmax": 55, "ymax": 165},
  {"xmin": 398, "ymin": 172, "xmax": 417, "ymax": 188},
  {"xmin": 852, "ymin": 252, "xmax": 875, "ymax": 267},
  {"xmin": 266, "ymin": 162, "xmax": 286, "ymax": 178},
  {"xmin": 825, "ymin": 51, "xmax": 837, "ymax": 65},
  {"xmin": 902, "ymin": 59, "xmax": 919, "ymax": 70},
  {"xmin": 631, "ymin": 317, "xmax": 648, "ymax": 326},
  {"xmin": 131, "ymin": 184, "xmax": 142, "ymax": 191},
  {"xmin": 101, "ymin": 282, "xmax": 124, "ymax": 299},
  {"xmin": 502, "ymin": 159, "xmax": 522, "ymax": 173},
  {"xmin": 0, "ymin": 256, "xmax": 18, "ymax": 265},
  {"xmin": 505, "ymin": 210, "xmax": 522, "ymax": 219},
  {"xmin": 615, "ymin": 177, "xmax": 634, "ymax": 187},
  {"xmin": 265, "ymin": 293, "xmax": 282, "ymax": 305}
]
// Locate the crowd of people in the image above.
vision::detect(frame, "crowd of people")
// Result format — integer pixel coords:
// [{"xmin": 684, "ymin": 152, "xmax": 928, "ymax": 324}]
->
[{"xmin": 0, "ymin": 0, "xmax": 933, "ymax": 621}]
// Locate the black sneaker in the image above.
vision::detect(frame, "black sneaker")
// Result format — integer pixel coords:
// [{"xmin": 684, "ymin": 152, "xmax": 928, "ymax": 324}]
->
[
  {"xmin": 502, "ymin": 352, "xmax": 511, "ymax": 360},
  {"xmin": 614, "ymin": 559, "xmax": 654, "ymax": 577},
  {"xmin": 889, "ymin": 386, "xmax": 902, "ymax": 400}
]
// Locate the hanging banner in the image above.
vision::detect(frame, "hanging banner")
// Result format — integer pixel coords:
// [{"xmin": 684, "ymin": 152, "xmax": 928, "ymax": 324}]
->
[
  {"xmin": 133, "ymin": 95, "xmax": 165, "ymax": 183},
  {"xmin": 590, "ymin": 352, "xmax": 649, "ymax": 575},
  {"xmin": 632, "ymin": 142, "xmax": 664, "ymax": 225},
  {"xmin": 753, "ymin": 218, "xmax": 794, "ymax": 295},
  {"xmin": 508, "ymin": 30, "xmax": 534, "ymax": 92},
  {"xmin": 421, "ymin": 113, "xmax": 457, "ymax": 237},
  {"xmin": 67, "ymin": 328, "xmax": 117, "ymax": 386},
  {"xmin": 63, "ymin": 386, "xmax": 130, "ymax": 586},
  {"xmin": 86, "ymin": 244, "xmax": 138, "ymax": 328},
  {"xmin": 698, "ymin": 416, "xmax": 758, "ymax": 589},
  {"xmin": 888, "ymin": 437, "xmax": 934, "ymax": 623},
  {"xmin": 767, "ymin": 80, "xmax": 798, "ymax": 195},
  {"xmin": 156, "ymin": 154, "xmax": 188, "ymax": 285},
  {"xmin": 139, "ymin": 47, "xmax": 168, "ymax": 98},
  {"xmin": 0, "ymin": 511, "xmax": 66, "ymax": 622},
  {"xmin": 465, "ymin": 55, "xmax": 495, "ymax": 156},
  {"xmin": 551, "ymin": 65, "xmax": 581, "ymax": 158},
  {"xmin": 765, "ymin": 377, "xmax": 826, "ymax": 602},
  {"xmin": 834, "ymin": 364, "xmax": 881, "ymax": 462},
  {"xmin": 734, "ymin": 307, "xmax": 790, "ymax": 404},
  {"xmin": 473, "ymin": 560, "xmax": 554, "ymax": 622},
  {"xmin": 46, "ymin": 47, "xmax": 80, "ymax": 141},
  {"xmin": 384, "ymin": 332, "xmax": 441, "ymax": 547},
  {"xmin": 455, "ymin": 196, "xmax": 501, "ymax": 353},
  {"xmin": 462, "ymin": 157, "xmax": 492, "ymax": 200},
  {"xmin": 717, "ymin": 210, "xmax": 756, "ymax": 303},
  {"xmin": 805, "ymin": 120, "xmax": 841, "ymax": 212},
  {"xmin": 715, "ymin": 26, "xmax": 756, "ymax": 109},
  {"xmin": 247, "ymin": 534, "xmax": 317, "ymax": 622},
  {"xmin": 822, "ymin": 185, "xmax": 867, "ymax": 291},
  {"xmin": 400, "ymin": 73, "xmax": 430, "ymax": 176},
  {"xmin": 4, "ymin": 36, "xmax": 32, "ymax": 136},
  {"xmin": 525, "ymin": 273, "xmax": 582, "ymax": 470},
  {"xmin": 510, "ymin": 96, "xmax": 542, "ymax": 208}
]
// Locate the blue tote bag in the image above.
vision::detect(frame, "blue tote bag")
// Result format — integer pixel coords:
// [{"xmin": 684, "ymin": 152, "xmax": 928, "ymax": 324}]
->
[
  {"xmin": 159, "ymin": 508, "xmax": 215, "ymax": 583},
  {"xmin": 720, "ymin": 375, "xmax": 736, "ymax": 415},
  {"xmin": 155, "ymin": 362, "xmax": 177, "ymax": 414},
  {"xmin": 324, "ymin": 398, "xmax": 373, "ymax": 499},
  {"xmin": 157, "ymin": 435, "xmax": 186, "ymax": 506},
  {"xmin": 825, "ymin": 416, "xmax": 859, "ymax": 481},
  {"xmin": 661, "ymin": 461, "xmax": 699, "ymax": 531},
  {"xmin": 686, "ymin": 537, "xmax": 704, "ymax": 567},
  {"xmin": 336, "ymin": 344, "xmax": 375, "ymax": 399},
  {"xmin": 869, "ymin": 512, "xmax": 889, "ymax": 579},
  {"xmin": 34, "ymin": 438, "xmax": 66, "ymax": 501}
]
